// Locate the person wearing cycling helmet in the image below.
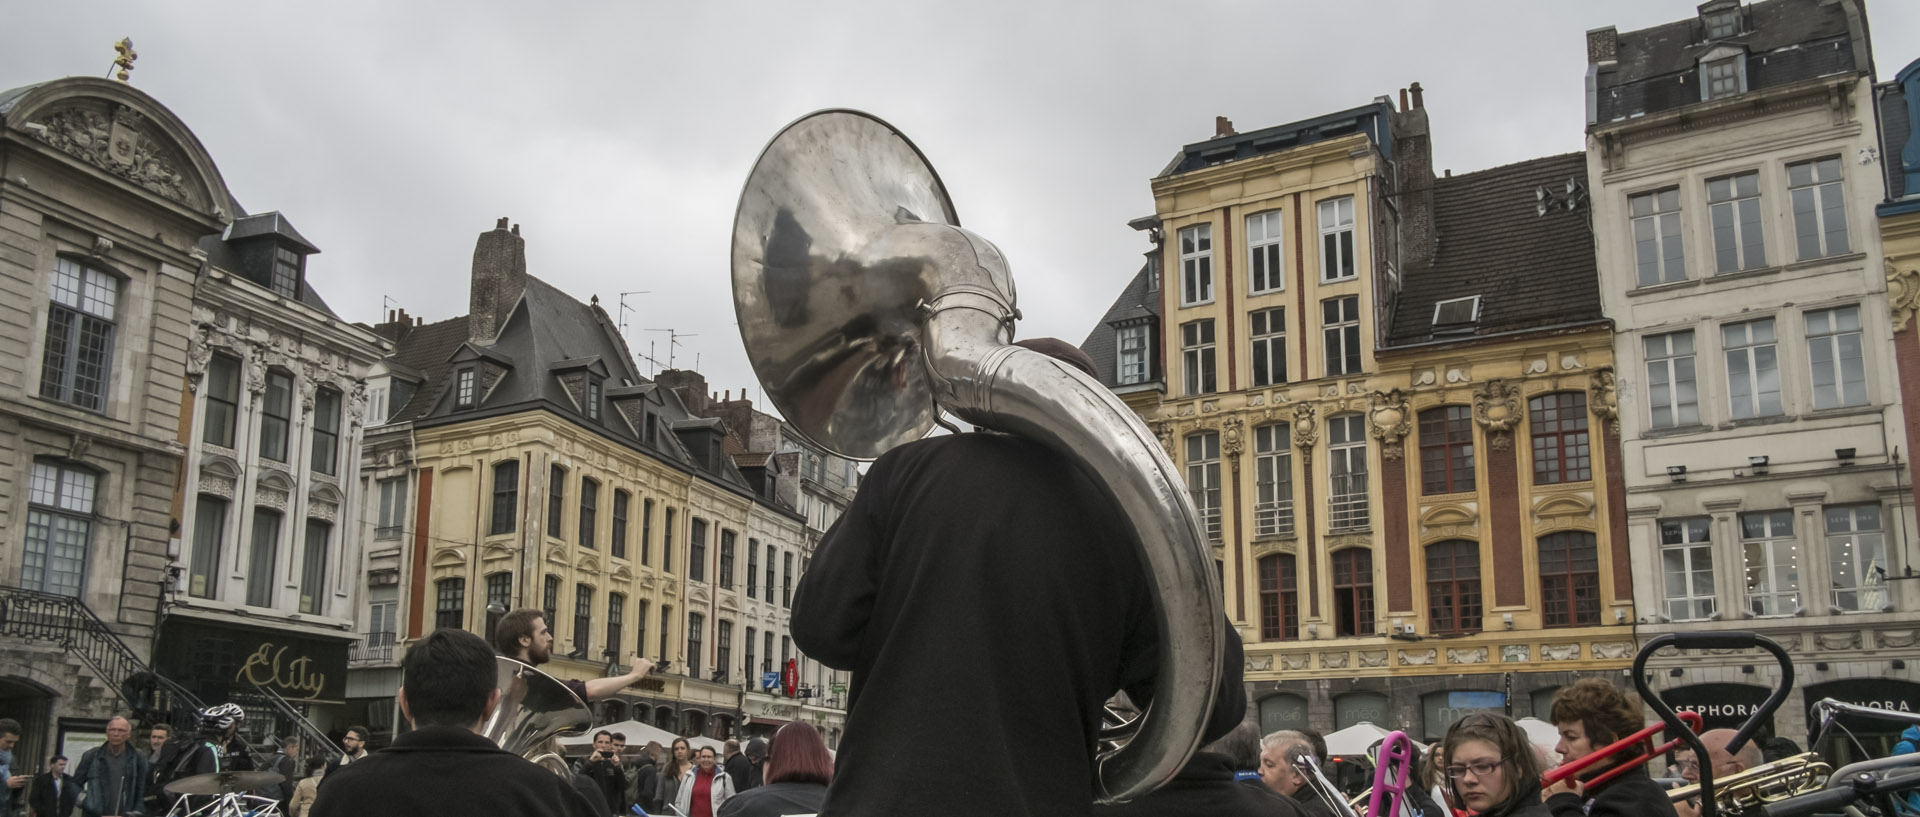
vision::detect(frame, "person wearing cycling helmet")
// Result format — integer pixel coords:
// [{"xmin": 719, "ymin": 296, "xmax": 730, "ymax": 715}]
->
[{"xmin": 182, "ymin": 703, "xmax": 255, "ymax": 778}]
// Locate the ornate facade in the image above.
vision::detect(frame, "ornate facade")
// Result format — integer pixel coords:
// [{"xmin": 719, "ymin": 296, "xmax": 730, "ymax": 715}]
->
[{"xmin": 1590, "ymin": 0, "xmax": 1917, "ymax": 758}]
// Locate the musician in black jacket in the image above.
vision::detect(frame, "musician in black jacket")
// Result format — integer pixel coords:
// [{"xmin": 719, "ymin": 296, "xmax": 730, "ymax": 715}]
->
[
  {"xmin": 1541, "ymin": 678, "xmax": 1678, "ymax": 817},
  {"xmin": 311, "ymin": 628, "xmax": 599, "ymax": 817},
  {"xmin": 1440, "ymin": 713, "xmax": 1547, "ymax": 817}
]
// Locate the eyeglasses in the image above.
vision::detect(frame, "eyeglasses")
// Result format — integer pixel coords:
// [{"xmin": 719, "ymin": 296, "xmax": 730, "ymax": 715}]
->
[
  {"xmin": 1445, "ymin": 760, "xmax": 1504, "ymax": 780},
  {"xmin": 1675, "ymin": 759, "xmax": 1700, "ymax": 773}
]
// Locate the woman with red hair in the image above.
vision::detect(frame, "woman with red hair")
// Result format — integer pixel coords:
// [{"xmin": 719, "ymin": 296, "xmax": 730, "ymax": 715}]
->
[{"xmin": 718, "ymin": 723, "xmax": 833, "ymax": 817}]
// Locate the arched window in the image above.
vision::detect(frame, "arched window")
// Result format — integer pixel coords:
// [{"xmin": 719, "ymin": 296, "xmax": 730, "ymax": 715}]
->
[
  {"xmin": 1530, "ymin": 392, "xmax": 1591, "ymax": 484},
  {"xmin": 1257, "ymin": 553, "xmax": 1299, "ymax": 641},
  {"xmin": 1419, "ymin": 406, "xmax": 1475, "ymax": 495},
  {"xmin": 1332, "ymin": 548, "xmax": 1374, "ymax": 636},
  {"xmin": 1426, "ymin": 540, "xmax": 1482, "ymax": 634},
  {"xmin": 1539, "ymin": 531, "xmax": 1600, "ymax": 627}
]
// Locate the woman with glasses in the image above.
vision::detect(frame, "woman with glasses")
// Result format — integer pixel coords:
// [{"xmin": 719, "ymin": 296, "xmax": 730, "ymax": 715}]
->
[
  {"xmin": 1542, "ymin": 679, "xmax": 1677, "ymax": 817},
  {"xmin": 1440, "ymin": 712, "xmax": 1548, "ymax": 817}
]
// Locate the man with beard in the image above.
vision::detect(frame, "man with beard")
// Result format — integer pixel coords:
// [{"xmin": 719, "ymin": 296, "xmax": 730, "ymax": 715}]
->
[
  {"xmin": 492, "ymin": 609, "xmax": 654, "ymax": 703},
  {"xmin": 575, "ymin": 731, "xmax": 628, "ymax": 816},
  {"xmin": 323, "ymin": 727, "xmax": 369, "ymax": 779}
]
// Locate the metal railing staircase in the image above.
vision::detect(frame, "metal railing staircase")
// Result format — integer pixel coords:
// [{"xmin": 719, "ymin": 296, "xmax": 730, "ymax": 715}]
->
[{"xmin": 0, "ymin": 587, "xmax": 339, "ymax": 761}]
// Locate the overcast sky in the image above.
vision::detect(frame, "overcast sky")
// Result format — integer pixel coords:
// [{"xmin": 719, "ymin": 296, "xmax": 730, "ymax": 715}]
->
[{"xmin": 9, "ymin": 1, "xmax": 1918, "ymax": 412}]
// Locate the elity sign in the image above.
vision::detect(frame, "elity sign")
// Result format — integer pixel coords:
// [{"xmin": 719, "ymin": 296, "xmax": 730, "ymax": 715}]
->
[{"xmin": 157, "ymin": 618, "xmax": 349, "ymax": 703}]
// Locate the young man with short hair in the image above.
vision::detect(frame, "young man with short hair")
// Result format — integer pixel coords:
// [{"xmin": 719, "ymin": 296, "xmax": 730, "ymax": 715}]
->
[
  {"xmin": 323, "ymin": 726, "xmax": 369, "ymax": 779},
  {"xmin": 0, "ymin": 719, "xmax": 28, "ymax": 815},
  {"xmin": 311, "ymin": 628, "xmax": 600, "ymax": 817},
  {"xmin": 28, "ymin": 755, "xmax": 76, "ymax": 817}
]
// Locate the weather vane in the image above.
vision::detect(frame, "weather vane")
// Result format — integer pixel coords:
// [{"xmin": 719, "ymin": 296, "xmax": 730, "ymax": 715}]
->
[{"xmin": 110, "ymin": 37, "xmax": 137, "ymax": 83}]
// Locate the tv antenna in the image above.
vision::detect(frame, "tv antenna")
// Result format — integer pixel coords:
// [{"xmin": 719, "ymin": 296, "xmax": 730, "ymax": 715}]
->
[
  {"xmin": 617, "ymin": 291, "xmax": 651, "ymax": 339},
  {"xmin": 645, "ymin": 328, "xmax": 698, "ymax": 370}
]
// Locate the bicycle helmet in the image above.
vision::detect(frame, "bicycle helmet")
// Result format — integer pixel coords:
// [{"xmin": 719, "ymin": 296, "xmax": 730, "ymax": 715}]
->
[{"xmin": 197, "ymin": 703, "xmax": 245, "ymax": 734}]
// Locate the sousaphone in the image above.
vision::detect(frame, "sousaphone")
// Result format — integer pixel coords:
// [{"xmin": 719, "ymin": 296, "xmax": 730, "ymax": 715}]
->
[{"xmin": 730, "ymin": 109, "xmax": 1223, "ymax": 802}]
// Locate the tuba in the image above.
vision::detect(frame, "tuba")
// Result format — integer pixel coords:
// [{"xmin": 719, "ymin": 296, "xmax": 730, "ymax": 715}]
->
[
  {"xmin": 729, "ymin": 110, "xmax": 1224, "ymax": 802},
  {"xmin": 480, "ymin": 656, "xmax": 592, "ymax": 776}
]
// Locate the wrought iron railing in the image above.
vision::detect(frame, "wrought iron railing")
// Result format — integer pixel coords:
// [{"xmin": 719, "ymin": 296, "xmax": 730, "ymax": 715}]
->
[
  {"xmin": 247, "ymin": 682, "xmax": 343, "ymax": 760},
  {"xmin": 1254, "ymin": 499, "xmax": 1295, "ymax": 537},
  {"xmin": 348, "ymin": 631, "xmax": 396, "ymax": 664},
  {"xmin": 1329, "ymin": 474, "xmax": 1370, "ymax": 531},
  {"xmin": 1200, "ymin": 506, "xmax": 1222, "ymax": 544},
  {"xmin": 0, "ymin": 586, "xmax": 205, "ymax": 729}
]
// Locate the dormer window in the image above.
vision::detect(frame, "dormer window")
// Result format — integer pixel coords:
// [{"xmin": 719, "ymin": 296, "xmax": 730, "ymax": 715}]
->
[
  {"xmin": 455, "ymin": 368, "xmax": 476, "ymax": 408},
  {"xmin": 586, "ymin": 379, "xmax": 602, "ymax": 421},
  {"xmin": 271, "ymin": 246, "xmax": 301, "ymax": 299},
  {"xmin": 1432, "ymin": 296, "xmax": 1481, "ymax": 332},
  {"xmin": 1706, "ymin": 11, "xmax": 1736, "ymax": 38},
  {"xmin": 1705, "ymin": 58, "xmax": 1741, "ymax": 99}
]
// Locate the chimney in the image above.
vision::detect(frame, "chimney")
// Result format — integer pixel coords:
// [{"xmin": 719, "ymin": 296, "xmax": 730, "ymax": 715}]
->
[
  {"xmin": 1399, "ymin": 87, "xmax": 1409, "ymax": 112},
  {"xmin": 655, "ymin": 368, "xmax": 711, "ymax": 416},
  {"xmin": 1586, "ymin": 26, "xmax": 1618, "ymax": 64},
  {"xmin": 372, "ymin": 307, "xmax": 414, "ymax": 344},
  {"xmin": 1391, "ymin": 82, "xmax": 1437, "ymax": 272},
  {"xmin": 1215, "ymin": 116, "xmax": 1236, "ymax": 138},
  {"xmin": 469, "ymin": 217, "xmax": 527, "ymax": 344}
]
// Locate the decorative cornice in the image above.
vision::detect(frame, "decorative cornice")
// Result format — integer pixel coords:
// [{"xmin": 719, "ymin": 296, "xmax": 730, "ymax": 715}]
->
[{"xmin": 27, "ymin": 103, "xmax": 199, "ymax": 206}]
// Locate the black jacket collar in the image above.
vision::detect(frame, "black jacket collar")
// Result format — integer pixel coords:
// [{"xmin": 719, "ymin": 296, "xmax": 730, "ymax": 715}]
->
[{"xmin": 381, "ymin": 726, "xmax": 507, "ymax": 755}]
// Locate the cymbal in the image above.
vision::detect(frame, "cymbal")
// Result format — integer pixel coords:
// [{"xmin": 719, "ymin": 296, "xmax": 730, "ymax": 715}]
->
[{"xmin": 164, "ymin": 770, "xmax": 286, "ymax": 795}]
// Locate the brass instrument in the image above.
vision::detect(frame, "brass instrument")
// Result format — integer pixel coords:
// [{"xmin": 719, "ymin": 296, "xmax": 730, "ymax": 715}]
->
[
  {"xmin": 1294, "ymin": 752, "xmax": 1361, "ymax": 817},
  {"xmin": 1667, "ymin": 753, "xmax": 1830, "ymax": 812},
  {"xmin": 479, "ymin": 656, "xmax": 592, "ymax": 775},
  {"xmin": 1344, "ymin": 732, "xmax": 1420, "ymax": 817},
  {"xmin": 730, "ymin": 110, "xmax": 1222, "ymax": 803}
]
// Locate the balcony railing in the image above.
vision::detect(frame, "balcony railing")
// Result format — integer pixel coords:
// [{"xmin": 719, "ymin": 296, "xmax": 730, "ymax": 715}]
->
[
  {"xmin": 349, "ymin": 631, "xmax": 396, "ymax": 664},
  {"xmin": 1199, "ymin": 505, "xmax": 1222, "ymax": 544},
  {"xmin": 1254, "ymin": 499, "xmax": 1295, "ymax": 537},
  {"xmin": 1328, "ymin": 474, "xmax": 1369, "ymax": 531}
]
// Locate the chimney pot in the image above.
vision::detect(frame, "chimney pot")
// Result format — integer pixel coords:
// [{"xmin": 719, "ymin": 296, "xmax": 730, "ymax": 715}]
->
[
  {"xmin": 1214, "ymin": 116, "xmax": 1236, "ymax": 138},
  {"xmin": 1410, "ymin": 81, "xmax": 1424, "ymax": 109},
  {"xmin": 511, "ymin": 223, "xmax": 520, "ymax": 236},
  {"xmin": 1587, "ymin": 26, "xmax": 1618, "ymax": 64},
  {"xmin": 496, "ymin": 217, "xmax": 508, "ymax": 229},
  {"xmin": 1399, "ymin": 88, "xmax": 1409, "ymax": 111},
  {"xmin": 415, "ymin": 316, "xmax": 422, "ymax": 326},
  {"xmin": 469, "ymin": 219, "xmax": 529, "ymax": 343}
]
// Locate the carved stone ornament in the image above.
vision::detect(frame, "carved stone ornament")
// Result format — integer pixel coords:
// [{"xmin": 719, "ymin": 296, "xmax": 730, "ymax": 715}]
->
[
  {"xmin": 1367, "ymin": 389, "xmax": 1413, "ymax": 459},
  {"xmin": 1502, "ymin": 644, "xmax": 1531, "ymax": 663},
  {"xmin": 185, "ymin": 323, "xmax": 215, "ymax": 391},
  {"xmin": 1152, "ymin": 421, "xmax": 1174, "ymax": 454},
  {"xmin": 258, "ymin": 487, "xmax": 289, "ymax": 512},
  {"xmin": 1816, "ymin": 631, "xmax": 1861, "ymax": 651},
  {"xmin": 1399, "ymin": 649, "xmax": 1438, "ymax": 666},
  {"xmin": 1891, "ymin": 259, "xmax": 1920, "ymax": 332},
  {"xmin": 1447, "ymin": 646, "xmax": 1489, "ymax": 664},
  {"xmin": 1221, "ymin": 416, "xmax": 1246, "ymax": 459},
  {"xmin": 1472, "ymin": 379, "xmax": 1524, "ymax": 449},
  {"xmin": 1877, "ymin": 629, "xmax": 1919, "ymax": 649},
  {"xmin": 346, "ymin": 379, "xmax": 368, "ymax": 426},
  {"xmin": 1589, "ymin": 367, "xmax": 1620, "ymax": 434},
  {"xmin": 1246, "ymin": 654, "xmax": 1274, "ymax": 672},
  {"xmin": 309, "ymin": 499, "xmax": 338, "ymax": 523},
  {"xmin": 1541, "ymin": 643, "xmax": 1581, "ymax": 661},
  {"xmin": 1291, "ymin": 403, "xmax": 1320, "ymax": 454},
  {"xmin": 245, "ymin": 343, "xmax": 271, "ymax": 395},
  {"xmin": 1592, "ymin": 641, "xmax": 1635, "ymax": 660},
  {"xmin": 1281, "ymin": 653, "xmax": 1311, "ymax": 671},
  {"xmin": 28, "ymin": 105, "xmax": 197, "ymax": 206},
  {"xmin": 1358, "ymin": 650, "xmax": 1389, "ymax": 668},
  {"xmin": 198, "ymin": 471, "xmax": 235, "ymax": 500},
  {"xmin": 1320, "ymin": 651, "xmax": 1350, "ymax": 669},
  {"xmin": 299, "ymin": 361, "xmax": 321, "ymax": 413}
]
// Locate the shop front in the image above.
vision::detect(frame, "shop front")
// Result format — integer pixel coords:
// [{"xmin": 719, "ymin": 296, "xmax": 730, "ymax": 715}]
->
[
  {"xmin": 1663, "ymin": 683, "xmax": 1776, "ymax": 740},
  {"xmin": 154, "ymin": 614, "xmax": 351, "ymax": 745},
  {"xmin": 1805, "ymin": 678, "xmax": 1920, "ymax": 765}
]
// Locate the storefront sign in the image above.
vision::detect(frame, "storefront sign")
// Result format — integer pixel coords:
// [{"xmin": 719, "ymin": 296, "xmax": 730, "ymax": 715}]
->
[
  {"xmin": 157, "ymin": 618, "xmax": 349, "ymax": 703},
  {"xmin": 1662, "ymin": 683, "xmax": 1774, "ymax": 733},
  {"xmin": 1259, "ymin": 693, "xmax": 1309, "ymax": 735},
  {"xmin": 1805, "ymin": 679, "xmax": 1920, "ymax": 723},
  {"xmin": 1804, "ymin": 679, "xmax": 1920, "ymax": 764}
]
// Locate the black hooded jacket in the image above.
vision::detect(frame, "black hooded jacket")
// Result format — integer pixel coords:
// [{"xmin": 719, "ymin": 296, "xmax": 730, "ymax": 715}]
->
[
  {"xmin": 311, "ymin": 726, "xmax": 599, "ymax": 817},
  {"xmin": 1547, "ymin": 767, "xmax": 1677, "ymax": 817}
]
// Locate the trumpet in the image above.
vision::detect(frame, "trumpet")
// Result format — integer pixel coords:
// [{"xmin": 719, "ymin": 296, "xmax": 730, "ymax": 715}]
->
[
  {"xmin": 1667, "ymin": 753, "xmax": 1829, "ymax": 812},
  {"xmin": 1543, "ymin": 710, "xmax": 1704, "ymax": 792}
]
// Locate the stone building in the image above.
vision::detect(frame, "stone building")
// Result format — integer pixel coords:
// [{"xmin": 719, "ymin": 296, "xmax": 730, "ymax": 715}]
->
[
  {"xmin": 0, "ymin": 75, "xmax": 233, "ymax": 765},
  {"xmin": 346, "ymin": 219, "xmax": 826, "ymax": 741},
  {"xmin": 1084, "ymin": 90, "xmax": 1637, "ymax": 739},
  {"xmin": 163, "ymin": 210, "xmax": 386, "ymax": 744},
  {"xmin": 1587, "ymin": 0, "xmax": 1916, "ymax": 759}
]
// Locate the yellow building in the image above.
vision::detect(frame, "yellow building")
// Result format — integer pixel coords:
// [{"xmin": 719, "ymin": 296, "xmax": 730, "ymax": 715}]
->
[
  {"xmin": 1085, "ymin": 93, "xmax": 1634, "ymax": 740},
  {"xmin": 350, "ymin": 220, "xmax": 812, "ymax": 741}
]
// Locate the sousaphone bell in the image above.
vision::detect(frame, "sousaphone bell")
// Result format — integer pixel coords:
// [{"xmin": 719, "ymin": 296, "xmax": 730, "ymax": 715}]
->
[{"xmin": 729, "ymin": 109, "xmax": 1224, "ymax": 802}]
